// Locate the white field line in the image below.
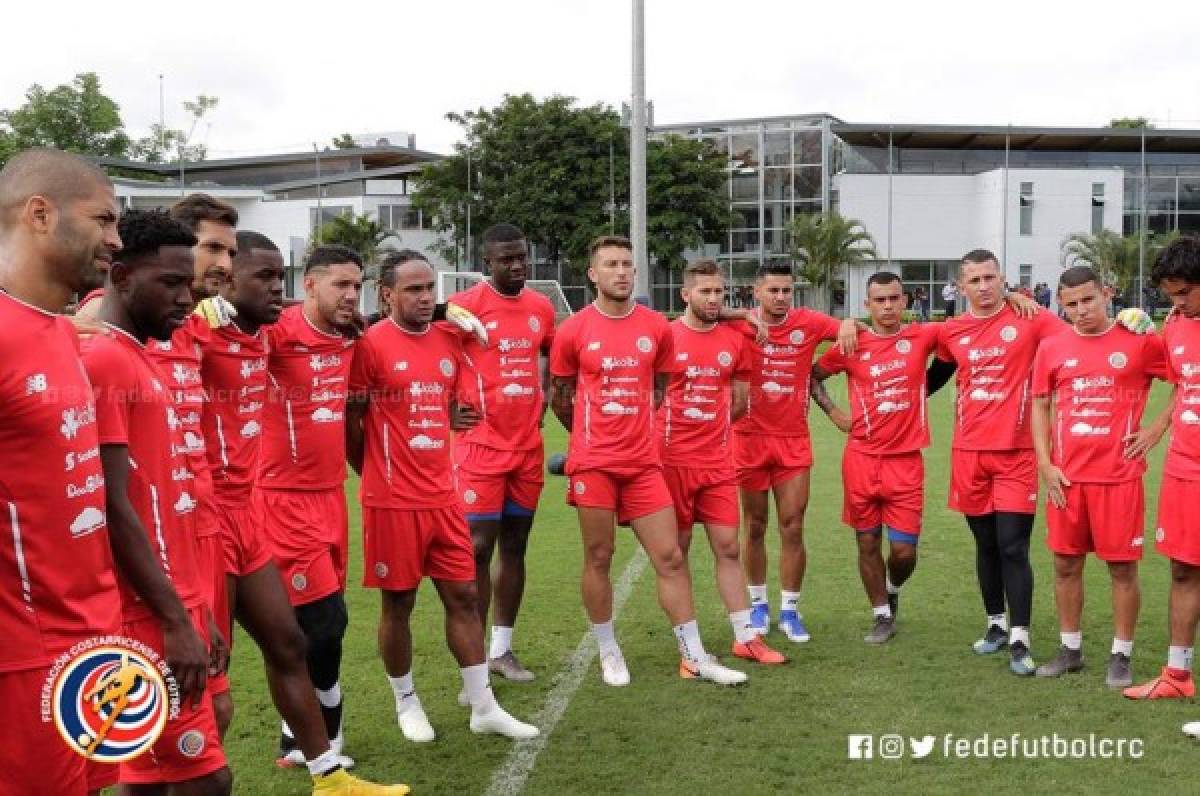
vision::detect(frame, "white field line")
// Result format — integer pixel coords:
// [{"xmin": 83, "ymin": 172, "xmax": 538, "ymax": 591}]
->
[{"xmin": 483, "ymin": 548, "xmax": 649, "ymax": 796}]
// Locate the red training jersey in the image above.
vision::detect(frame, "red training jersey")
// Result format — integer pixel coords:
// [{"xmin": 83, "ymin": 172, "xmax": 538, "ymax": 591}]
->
[
  {"xmin": 735, "ymin": 307, "xmax": 841, "ymax": 438},
  {"xmin": 657, "ymin": 320, "xmax": 752, "ymax": 468},
  {"xmin": 349, "ymin": 320, "xmax": 470, "ymax": 509},
  {"xmin": 450, "ymin": 281, "xmax": 556, "ymax": 452},
  {"xmin": 83, "ymin": 328, "xmax": 205, "ymax": 618},
  {"xmin": 817, "ymin": 323, "xmax": 940, "ymax": 455},
  {"xmin": 549, "ymin": 304, "xmax": 676, "ymax": 473},
  {"xmin": 935, "ymin": 305, "xmax": 1065, "ymax": 451},
  {"xmin": 1032, "ymin": 323, "xmax": 1167, "ymax": 483},
  {"xmin": 201, "ymin": 323, "xmax": 269, "ymax": 501},
  {"xmin": 0, "ymin": 292, "xmax": 120, "ymax": 672},
  {"xmin": 258, "ymin": 305, "xmax": 356, "ymax": 491},
  {"xmin": 1162, "ymin": 314, "xmax": 1200, "ymax": 480}
]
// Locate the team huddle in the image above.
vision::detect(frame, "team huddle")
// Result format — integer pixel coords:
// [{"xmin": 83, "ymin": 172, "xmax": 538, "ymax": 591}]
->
[{"xmin": 4, "ymin": 147, "xmax": 1200, "ymax": 795}]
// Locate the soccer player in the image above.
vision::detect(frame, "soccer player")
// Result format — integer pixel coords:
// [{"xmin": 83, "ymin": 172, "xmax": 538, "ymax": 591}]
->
[
  {"xmin": 1030, "ymin": 266, "xmax": 1166, "ymax": 688},
  {"xmin": 1125, "ymin": 235, "xmax": 1200, "ymax": 706},
  {"xmin": 932, "ymin": 249, "xmax": 1065, "ymax": 675},
  {"xmin": 811, "ymin": 272, "xmax": 942, "ymax": 644},
  {"xmin": 81, "ymin": 208, "xmax": 232, "ymax": 793},
  {"xmin": 735, "ymin": 263, "xmax": 857, "ymax": 642},
  {"xmin": 203, "ymin": 231, "xmax": 408, "ymax": 792},
  {"xmin": 0, "ymin": 149, "xmax": 124, "ymax": 796},
  {"xmin": 450, "ymin": 223, "xmax": 556, "ymax": 681},
  {"xmin": 549, "ymin": 235, "xmax": 748, "ymax": 686},
  {"xmin": 660, "ymin": 258, "xmax": 786, "ymax": 666},
  {"xmin": 346, "ymin": 250, "xmax": 539, "ymax": 742}
]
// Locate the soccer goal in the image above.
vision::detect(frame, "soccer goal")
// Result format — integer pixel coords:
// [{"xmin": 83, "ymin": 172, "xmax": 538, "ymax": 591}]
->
[{"xmin": 437, "ymin": 270, "xmax": 575, "ymax": 321}]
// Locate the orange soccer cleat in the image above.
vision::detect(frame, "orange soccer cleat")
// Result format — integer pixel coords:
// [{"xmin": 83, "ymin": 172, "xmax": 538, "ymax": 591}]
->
[
  {"xmin": 732, "ymin": 637, "xmax": 788, "ymax": 665},
  {"xmin": 1123, "ymin": 667, "xmax": 1196, "ymax": 700}
]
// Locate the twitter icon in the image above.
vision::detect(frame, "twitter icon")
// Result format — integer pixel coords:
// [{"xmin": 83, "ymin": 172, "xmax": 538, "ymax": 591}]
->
[{"xmin": 909, "ymin": 735, "xmax": 936, "ymax": 759}]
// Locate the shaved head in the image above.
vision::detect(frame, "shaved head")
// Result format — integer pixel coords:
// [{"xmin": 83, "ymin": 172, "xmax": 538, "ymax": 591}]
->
[{"xmin": 0, "ymin": 148, "xmax": 111, "ymax": 233}]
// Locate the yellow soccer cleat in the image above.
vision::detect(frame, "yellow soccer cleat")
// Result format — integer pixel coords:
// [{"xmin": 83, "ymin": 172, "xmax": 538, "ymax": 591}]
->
[{"xmin": 312, "ymin": 768, "xmax": 411, "ymax": 795}]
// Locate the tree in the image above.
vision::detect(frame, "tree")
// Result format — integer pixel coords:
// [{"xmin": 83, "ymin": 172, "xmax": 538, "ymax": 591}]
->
[
  {"xmin": 1108, "ymin": 117, "xmax": 1155, "ymax": 129},
  {"xmin": 131, "ymin": 95, "xmax": 219, "ymax": 163},
  {"xmin": 411, "ymin": 93, "xmax": 729, "ymax": 273},
  {"xmin": 787, "ymin": 211, "xmax": 877, "ymax": 313},
  {"xmin": 0, "ymin": 72, "xmax": 130, "ymax": 166},
  {"xmin": 315, "ymin": 212, "xmax": 392, "ymax": 266},
  {"xmin": 332, "ymin": 133, "xmax": 357, "ymax": 149},
  {"xmin": 1060, "ymin": 228, "xmax": 1177, "ymax": 295}
]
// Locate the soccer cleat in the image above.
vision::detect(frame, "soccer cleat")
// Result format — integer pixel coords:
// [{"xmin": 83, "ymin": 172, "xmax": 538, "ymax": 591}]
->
[
  {"xmin": 310, "ymin": 769, "xmax": 410, "ymax": 795},
  {"xmin": 679, "ymin": 657, "xmax": 749, "ymax": 686},
  {"xmin": 599, "ymin": 648, "xmax": 631, "ymax": 687},
  {"xmin": 1123, "ymin": 667, "xmax": 1196, "ymax": 700},
  {"xmin": 732, "ymin": 637, "xmax": 787, "ymax": 665},
  {"xmin": 972, "ymin": 625, "xmax": 1009, "ymax": 655},
  {"xmin": 887, "ymin": 592, "xmax": 899, "ymax": 619},
  {"xmin": 277, "ymin": 748, "xmax": 306, "ymax": 768},
  {"xmin": 469, "ymin": 705, "xmax": 540, "ymax": 740},
  {"xmin": 489, "ymin": 650, "xmax": 535, "ymax": 682},
  {"xmin": 1105, "ymin": 653, "xmax": 1134, "ymax": 689},
  {"xmin": 1009, "ymin": 641, "xmax": 1036, "ymax": 676},
  {"xmin": 864, "ymin": 615, "xmax": 897, "ymax": 645},
  {"xmin": 1183, "ymin": 721, "xmax": 1200, "ymax": 738},
  {"xmin": 1035, "ymin": 646, "xmax": 1084, "ymax": 678},
  {"xmin": 396, "ymin": 697, "xmax": 436, "ymax": 743},
  {"xmin": 749, "ymin": 602, "xmax": 770, "ymax": 636},
  {"xmin": 777, "ymin": 610, "xmax": 810, "ymax": 643}
]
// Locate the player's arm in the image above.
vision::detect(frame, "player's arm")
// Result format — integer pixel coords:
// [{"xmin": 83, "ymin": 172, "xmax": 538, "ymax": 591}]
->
[
  {"xmin": 549, "ymin": 375, "xmax": 576, "ymax": 431},
  {"xmin": 98, "ymin": 445, "xmax": 209, "ymax": 705},
  {"xmin": 810, "ymin": 363, "xmax": 851, "ymax": 432},
  {"xmin": 540, "ymin": 340, "xmax": 553, "ymax": 427},
  {"xmin": 731, "ymin": 379, "xmax": 750, "ymax": 421},
  {"xmin": 1004, "ymin": 291, "xmax": 1040, "ymax": 318},
  {"xmin": 345, "ymin": 394, "xmax": 368, "ymax": 476},
  {"xmin": 1125, "ymin": 390, "xmax": 1174, "ymax": 459},
  {"xmin": 1031, "ymin": 394, "xmax": 1070, "ymax": 508},
  {"xmin": 717, "ymin": 307, "xmax": 768, "ymax": 345},
  {"xmin": 926, "ymin": 356, "xmax": 958, "ymax": 396},
  {"xmin": 654, "ymin": 372, "xmax": 669, "ymax": 410}
]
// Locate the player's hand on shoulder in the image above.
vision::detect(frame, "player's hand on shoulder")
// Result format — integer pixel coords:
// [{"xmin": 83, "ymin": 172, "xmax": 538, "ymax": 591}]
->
[
  {"xmin": 194, "ymin": 295, "xmax": 238, "ymax": 329},
  {"xmin": 1116, "ymin": 307, "xmax": 1155, "ymax": 335},
  {"xmin": 744, "ymin": 313, "xmax": 769, "ymax": 345},
  {"xmin": 836, "ymin": 317, "xmax": 859, "ymax": 355},
  {"xmin": 67, "ymin": 313, "xmax": 113, "ymax": 339},
  {"xmin": 1005, "ymin": 291, "xmax": 1040, "ymax": 319}
]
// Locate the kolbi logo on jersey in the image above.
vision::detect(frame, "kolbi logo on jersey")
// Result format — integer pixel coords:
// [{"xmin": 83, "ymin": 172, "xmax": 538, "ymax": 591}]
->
[
  {"xmin": 25, "ymin": 373, "xmax": 48, "ymax": 395},
  {"xmin": 967, "ymin": 346, "xmax": 1005, "ymax": 363},
  {"xmin": 41, "ymin": 636, "xmax": 179, "ymax": 764},
  {"xmin": 240, "ymin": 358, "xmax": 266, "ymax": 380},
  {"xmin": 601, "ymin": 356, "xmax": 639, "ymax": 371},
  {"xmin": 1072, "ymin": 376, "xmax": 1115, "ymax": 392},
  {"xmin": 498, "ymin": 338, "xmax": 532, "ymax": 353},
  {"xmin": 309, "ymin": 353, "xmax": 342, "ymax": 372},
  {"xmin": 868, "ymin": 360, "xmax": 905, "ymax": 379},
  {"xmin": 60, "ymin": 405, "xmax": 97, "ymax": 441}
]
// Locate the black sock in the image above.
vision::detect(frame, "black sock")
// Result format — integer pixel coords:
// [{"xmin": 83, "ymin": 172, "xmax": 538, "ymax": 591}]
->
[
  {"xmin": 321, "ymin": 700, "xmax": 344, "ymax": 743},
  {"xmin": 966, "ymin": 514, "xmax": 1006, "ymax": 617},
  {"xmin": 995, "ymin": 512, "xmax": 1035, "ymax": 628}
]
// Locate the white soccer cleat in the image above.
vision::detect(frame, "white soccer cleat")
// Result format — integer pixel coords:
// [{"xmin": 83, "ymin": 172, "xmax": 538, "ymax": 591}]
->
[
  {"xmin": 599, "ymin": 648, "xmax": 631, "ymax": 687},
  {"xmin": 1183, "ymin": 721, "xmax": 1200, "ymax": 739},
  {"xmin": 683, "ymin": 657, "xmax": 749, "ymax": 686},
  {"xmin": 330, "ymin": 732, "xmax": 356, "ymax": 770},
  {"xmin": 469, "ymin": 705, "xmax": 540, "ymax": 740},
  {"xmin": 396, "ymin": 697, "xmax": 436, "ymax": 743}
]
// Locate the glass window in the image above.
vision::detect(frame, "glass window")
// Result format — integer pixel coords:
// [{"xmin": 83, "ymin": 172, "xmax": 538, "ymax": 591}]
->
[
  {"xmin": 731, "ymin": 205, "xmax": 760, "ymax": 229},
  {"xmin": 1092, "ymin": 182, "xmax": 1105, "ymax": 197},
  {"xmin": 1179, "ymin": 214, "xmax": 1200, "ymax": 234},
  {"xmin": 762, "ymin": 202, "xmax": 791, "ymax": 229},
  {"xmin": 1148, "ymin": 178, "xmax": 1177, "ymax": 213},
  {"xmin": 793, "ymin": 166, "xmax": 822, "ymax": 201},
  {"xmin": 1148, "ymin": 213, "xmax": 1173, "ymax": 234},
  {"xmin": 1019, "ymin": 202, "xmax": 1033, "ymax": 236},
  {"xmin": 1091, "ymin": 200, "xmax": 1104, "ymax": 234},
  {"xmin": 1179, "ymin": 179, "xmax": 1200, "ymax": 212},
  {"xmin": 309, "ymin": 205, "xmax": 352, "ymax": 235},
  {"xmin": 794, "ymin": 130, "xmax": 822, "ymax": 165},
  {"xmin": 731, "ymin": 172, "xmax": 759, "ymax": 201},
  {"xmin": 1019, "ymin": 264, "xmax": 1033, "ymax": 289},
  {"xmin": 901, "ymin": 262, "xmax": 932, "ymax": 283},
  {"xmin": 1020, "ymin": 181, "xmax": 1034, "ymax": 197},
  {"xmin": 764, "ymin": 133, "xmax": 791, "ymax": 166},
  {"xmin": 764, "ymin": 168, "xmax": 792, "ymax": 201},
  {"xmin": 731, "ymin": 133, "xmax": 759, "ymax": 169},
  {"xmin": 730, "ymin": 230, "xmax": 759, "ymax": 253}
]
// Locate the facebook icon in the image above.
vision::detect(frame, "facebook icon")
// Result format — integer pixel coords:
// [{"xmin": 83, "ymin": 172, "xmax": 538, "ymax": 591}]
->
[{"xmin": 848, "ymin": 734, "xmax": 874, "ymax": 760}]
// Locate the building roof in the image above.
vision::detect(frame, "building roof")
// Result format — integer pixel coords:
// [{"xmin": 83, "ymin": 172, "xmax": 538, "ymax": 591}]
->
[
  {"xmin": 95, "ymin": 145, "xmax": 442, "ymax": 176},
  {"xmin": 832, "ymin": 123, "xmax": 1200, "ymax": 152},
  {"xmin": 653, "ymin": 112, "xmax": 839, "ymax": 132},
  {"xmin": 263, "ymin": 162, "xmax": 429, "ymax": 193}
]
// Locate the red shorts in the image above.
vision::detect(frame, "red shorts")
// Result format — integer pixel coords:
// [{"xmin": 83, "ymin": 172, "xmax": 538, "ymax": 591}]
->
[
  {"xmin": 454, "ymin": 442, "xmax": 544, "ymax": 517},
  {"xmin": 214, "ymin": 494, "xmax": 273, "ymax": 578},
  {"xmin": 195, "ymin": 531, "xmax": 230, "ymax": 696},
  {"xmin": 733, "ymin": 433, "xmax": 811, "ymax": 492},
  {"xmin": 663, "ymin": 465, "xmax": 740, "ymax": 531},
  {"xmin": 362, "ymin": 506, "xmax": 475, "ymax": 591},
  {"xmin": 1046, "ymin": 480, "xmax": 1145, "ymax": 561},
  {"xmin": 1156, "ymin": 474, "xmax": 1200, "ymax": 566},
  {"xmin": 254, "ymin": 487, "xmax": 349, "ymax": 607},
  {"xmin": 566, "ymin": 465, "xmax": 674, "ymax": 524},
  {"xmin": 949, "ymin": 449, "xmax": 1038, "ymax": 516},
  {"xmin": 119, "ymin": 606, "xmax": 227, "ymax": 785},
  {"xmin": 841, "ymin": 448, "xmax": 924, "ymax": 536},
  {"xmin": 0, "ymin": 666, "xmax": 90, "ymax": 796}
]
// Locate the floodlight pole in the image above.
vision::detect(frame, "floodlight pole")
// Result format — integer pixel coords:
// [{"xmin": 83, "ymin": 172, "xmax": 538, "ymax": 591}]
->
[
  {"xmin": 631, "ymin": 0, "xmax": 650, "ymax": 305},
  {"xmin": 1139, "ymin": 125, "xmax": 1147, "ymax": 307}
]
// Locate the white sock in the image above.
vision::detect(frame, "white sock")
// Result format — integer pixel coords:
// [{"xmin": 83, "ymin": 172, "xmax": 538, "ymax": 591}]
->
[
  {"xmin": 729, "ymin": 609, "xmax": 756, "ymax": 644},
  {"xmin": 306, "ymin": 747, "xmax": 339, "ymax": 776},
  {"xmin": 388, "ymin": 672, "xmax": 417, "ymax": 712},
  {"xmin": 592, "ymin": 621, "xmax": 619, "ymax": 655},
  {"xmin": 886, "ymin": 575, "xmax": 899, "ymax": 595},
  {"xmin": 1009, "ymin": 626, "xmax": 1030, "ymax": 648},
  {"xmin": 673, "ymin": 619, "xmax": 707, "ymax": 663},
  {"xmin": 1111, "ymin": 638, "xmax": 1133, "ymax": 657},
  {"xmin": 1168, "ymin": 646, "xmax": 1194, "ymax": 672},
  {"xmin": 1061, "ymin": 631, "xmax": 1082, "ymax": 651},
  {"xmin": 748, "ymin": 584, "xmax": 768, "ymax": 604},
  {"xmin": 873, "ymin": 604, "xmax": 892, "ymax": 620},
  {"xmin": 316, "ymin": 682, "xmax": 342, "ymax": 708},
  {"xmin": 781, "ymin": 590, "xmax": 800, "ymax": 613},
  {"xmin": 489, "ymin": 625, "xmax": 513, "ymax": 659},
  {"xmin": 461, "ymin": 663, "xmax": 497, "ymax": 714},
  {"xmin": 988, "ymin": 613, "xmax": 1009, "ymax": 632}
]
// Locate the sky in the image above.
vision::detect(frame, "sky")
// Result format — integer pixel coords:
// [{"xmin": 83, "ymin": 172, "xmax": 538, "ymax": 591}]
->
[{"xmin": 4, "ymin": 0, "xmax": 1199, "ymax": 159}]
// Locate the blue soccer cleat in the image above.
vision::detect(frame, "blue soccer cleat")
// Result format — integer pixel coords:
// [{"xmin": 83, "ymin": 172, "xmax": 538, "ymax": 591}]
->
[
  {"xmin": 777, "ymin": 610, "xmax": 811, "ymax": 643},
  {"xmin": 749, "ymin": 602, "xmax": 770, "ymax": 637},
  {"xmin": 972, "ymin": 624, "xmax": 1009, "ymax": 655}
]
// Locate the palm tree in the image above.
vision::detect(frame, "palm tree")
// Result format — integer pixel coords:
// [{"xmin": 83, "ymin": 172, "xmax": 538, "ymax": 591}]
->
[
  {"xmin": 316, "ymin": 213, "xmax": 393, "ymax": 266},
  {"xmin": 1060, "ymin": 229, "xmax": 1177, "ymax": 297},
  {"xmin": 787, "ymin": 211, "xmax": 877, "ymax": 313}
]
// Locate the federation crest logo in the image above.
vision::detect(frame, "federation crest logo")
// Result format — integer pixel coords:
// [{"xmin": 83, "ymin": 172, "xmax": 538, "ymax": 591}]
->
[
  {"xmin": 44, "ymin": 638, "xmax": 175, "ymax": 763},
  {"xmin": 439, "ymin": 358, "xmax": 455, "ymax": 377},
  {"xmin": 1109, "ymin": 352, "xmax": 1128, "ymax": 369},
  {"xmin": 463, "ymin": 489, "xmax": 478, "ymax": 505},
  {"xmin": 636, "ymin": 336, "xmax": 653, "ymax": 353},
  {"xmin": 717, "ymin": 351, "xmax": 733, "ymax": 367},
  {"xmin": 375, "ymin": 562, "xmax": 389, "ymax": 578},
  {"xmin": 529, "ymin": 316, "xmax": 541, "ymax": 333},
  {"xmin": 177, "ymin": 729, "xmax": 205, "ymax": 758},
  {"xmin": 895, "ymin": 340, "xmax": 912, "ymax": 354},
  {"xmin": 789, "ymin": 330, "xmax": 806, "ymax": 345},
  {"xmin": 1000, "ymin": 326, "xmax": 1017, "ymax": 343},
  {"xmin": 573, "ymin": 480, "xmax": 586, "ymax": 496},
  {"xmin": 291, "ymin": 573, "xmax": 307, "ymax": 592}
]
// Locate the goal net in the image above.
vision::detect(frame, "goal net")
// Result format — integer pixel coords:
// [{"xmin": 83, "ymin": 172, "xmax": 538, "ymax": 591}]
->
[{"xmin": 438, "ymin": 271, "xmax": 575, "ymax": 321}]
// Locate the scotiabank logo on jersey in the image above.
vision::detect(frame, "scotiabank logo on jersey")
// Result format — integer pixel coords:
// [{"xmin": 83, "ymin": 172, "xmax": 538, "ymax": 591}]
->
[{"xmin": 41, "ymin": 635, "xmax": 181, "ymax": 764}]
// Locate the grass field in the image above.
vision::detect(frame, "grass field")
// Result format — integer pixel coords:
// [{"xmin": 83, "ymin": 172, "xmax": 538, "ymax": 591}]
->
[{"xmin": 219, "ymin": 379, "xmax": 1196, "ymax": 795}]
